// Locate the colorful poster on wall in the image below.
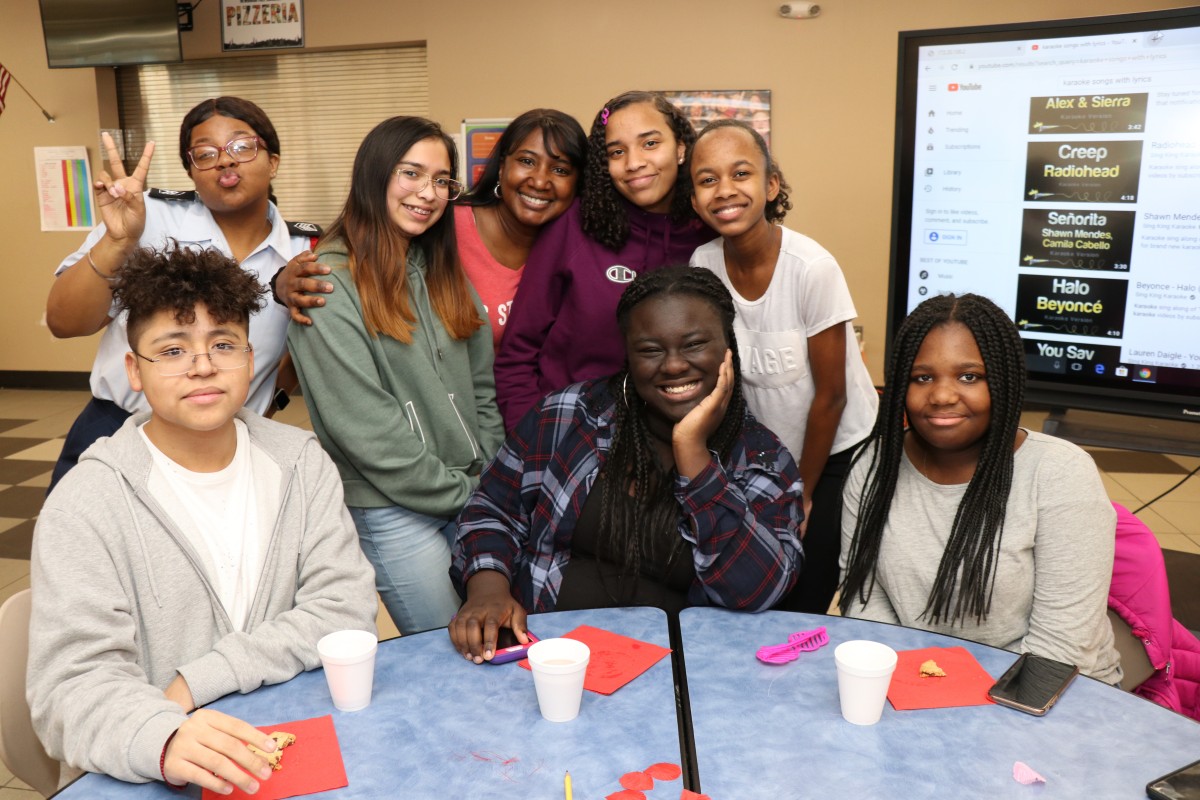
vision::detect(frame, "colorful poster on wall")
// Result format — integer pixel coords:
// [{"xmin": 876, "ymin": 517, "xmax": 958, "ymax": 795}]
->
[
  {"xmin": 659, "ymin": 89, "xmax": 772, "ymax": 148},
  {"xmin": 221, "ymin": 0, "xmax": 304, "ymax": 51},
  {"xmin": 35, "ymin": 146, "xmax": 95, "ymax": 232},
  {"xmin": 461, "ymin": 119, "xmax": 511, "ymax": 190}
]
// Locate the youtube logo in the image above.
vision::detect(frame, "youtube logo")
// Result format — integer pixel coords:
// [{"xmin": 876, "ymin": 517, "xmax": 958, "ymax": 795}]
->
[{"xmin": 948, "ymin": 83, "xmax": 959, "ymax": 91}]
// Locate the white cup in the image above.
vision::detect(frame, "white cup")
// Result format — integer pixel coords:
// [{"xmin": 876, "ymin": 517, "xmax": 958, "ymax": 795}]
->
[
  {"xmin": 526, "ymin": 638, "xmax": 590, "ymax": 722},
  {"xmin": 317, "ymin": 629, "xmax": 378, "ymax": 712},
  {"xmin": 834, "ymin": 640, "xmax": 898, "ymax": 725}
]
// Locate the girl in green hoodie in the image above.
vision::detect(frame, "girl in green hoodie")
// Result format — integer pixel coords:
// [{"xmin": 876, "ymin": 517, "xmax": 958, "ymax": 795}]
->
[{"xmin": 288, "ymin": 117, "xmax": 504, "ymax": 635}]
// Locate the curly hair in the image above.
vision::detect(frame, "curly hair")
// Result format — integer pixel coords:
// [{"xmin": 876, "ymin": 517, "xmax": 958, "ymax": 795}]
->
[
  {"xmin": 688, "ymin": 119, "xmax": 792, "ymax": 223},
  {"xmin": 581, "ymin": 91, "xmax": 699, "ymax": 252},
  {"xmin": 597, "ymin": 266, "xmax": 747, "ymax": 587},
  {"xmin": 839, "ymin": 293, "xmax": 1026, "ymax": 625},
  {"xmin": 114, "ymin": 241, "xmax": 266, "ymax": 349},
  {"xmin": 460, "ymin": 108, "xmax": 587, "ymax": 208}
]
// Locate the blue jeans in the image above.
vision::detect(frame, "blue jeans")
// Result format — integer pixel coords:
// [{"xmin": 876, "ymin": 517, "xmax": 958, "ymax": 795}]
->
[{"xmin": 348, "ymin": 505, "xmax": 462, "ymax": 635}]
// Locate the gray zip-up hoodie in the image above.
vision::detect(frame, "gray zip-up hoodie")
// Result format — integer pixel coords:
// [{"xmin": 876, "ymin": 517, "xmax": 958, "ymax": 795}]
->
[
  {"xmin": 286, "ymin": 238, "xmax": 505, "ymax": 517},
  {"xmin": 28, "ymin": 410, "xmax": 378, "ymax": 784}
]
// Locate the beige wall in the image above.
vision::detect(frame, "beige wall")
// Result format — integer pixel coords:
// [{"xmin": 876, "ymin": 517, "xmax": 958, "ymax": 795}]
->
[{"xmin": 1, "ymin": 0, "xmax": 1180, "ymax": 381}]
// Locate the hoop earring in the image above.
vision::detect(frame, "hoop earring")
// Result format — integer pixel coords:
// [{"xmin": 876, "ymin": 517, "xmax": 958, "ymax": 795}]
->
[
  {"xmin": 493, "ymin": 183, "xmax": 501, "ymax": 199},
  {"xmin": 621, "ymin": 374, "xmax": 630, "ymax": 408}
]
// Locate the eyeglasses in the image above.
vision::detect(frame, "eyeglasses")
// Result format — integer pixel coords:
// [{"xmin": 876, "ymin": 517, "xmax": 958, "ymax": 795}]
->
[
  {"xmin": 392, "ymin": 168, "xmax": 464, "ymax": 201},
  {"xmin": 187, "ymin": 137, "xmax": 267, "ymax": 171},
  {"xmin": 134, "ymin": 344, "xmax": 252, "ymax": 376}
]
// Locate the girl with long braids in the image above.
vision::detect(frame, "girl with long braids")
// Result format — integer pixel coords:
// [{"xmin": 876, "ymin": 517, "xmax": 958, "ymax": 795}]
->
[
  {"xmin": 449, "ymin": 267, "xmax": 802, "ymax": 663},
  {"xmin": 493, "ymin": 91, "xmax": 714, "ymax": 430},
  {"xmin": 688, "ymin": 120, "xmax": 878, "ymax": 614},
  {"xmin": 839, "ymin": 293, "xmax": 1120, "ymax": 682}
]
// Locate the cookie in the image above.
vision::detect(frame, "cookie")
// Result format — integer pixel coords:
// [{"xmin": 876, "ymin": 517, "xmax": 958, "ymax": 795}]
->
[
  {"xmin": 919, "ymin": 659, "xmax": 946, "ymax": 677},
  {"xmin": 247, "ymin": 730, "xmax": 297, "ymax": 771}
]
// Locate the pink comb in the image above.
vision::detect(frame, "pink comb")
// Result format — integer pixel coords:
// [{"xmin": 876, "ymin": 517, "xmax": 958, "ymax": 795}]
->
[{"xmin": 756, "ymin": 627, "xmax": 829, "ymax": 664}]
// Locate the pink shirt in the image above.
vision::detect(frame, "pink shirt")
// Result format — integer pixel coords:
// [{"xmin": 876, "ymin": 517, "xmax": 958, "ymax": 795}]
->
[{"xmin": 455, "ymin": 205, "xmax": 524, "ymax": 351}]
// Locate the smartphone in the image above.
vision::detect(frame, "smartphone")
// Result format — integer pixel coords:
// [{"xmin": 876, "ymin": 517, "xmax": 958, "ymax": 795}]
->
[
  {"xmin": 1147, "ymin": 758, "xmax": 1200, "ymax": 800},
  {"xmin": 487, "ymin": 629, "xmax": 538, "ymax": 665},
  {"xmin": 987, "ymin": 652, "xmax": 1079, "ymax": 715}
]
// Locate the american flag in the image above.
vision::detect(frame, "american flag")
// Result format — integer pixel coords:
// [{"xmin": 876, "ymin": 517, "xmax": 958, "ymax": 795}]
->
[{"xmin": 0, "ymin": 63, "xmax": 11, "ymax": 117}]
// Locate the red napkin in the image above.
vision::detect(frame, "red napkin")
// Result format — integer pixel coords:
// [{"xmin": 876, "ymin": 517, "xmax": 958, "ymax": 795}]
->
[
  {"xmin": 520, "ymin": 625, "xmax": 672, "ymax": 695},
  {"xmin": 203, "ymin": 714, "xmax": 348, "ymax": 800},
  {"xmin": 887, "ymin": 646, "xmax": 996, "ymax": 710}
]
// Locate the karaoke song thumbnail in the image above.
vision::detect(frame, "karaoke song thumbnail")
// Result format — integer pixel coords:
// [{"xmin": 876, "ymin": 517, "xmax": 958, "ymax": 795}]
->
[
  {"xmin": 1019, "ymin": 209, "xmax": 1135, "ymax": 272},
  {"xmin": 1024, "ymin": 140, "xmax": 1143, "ymax": 204},
  {"xmin": 1014, "ymin": 274, "xmax": 1128, "ymax": 338},
  {"xmin": 1027, "ymin": 93, "xmax": 1148, "ymax": 135}
]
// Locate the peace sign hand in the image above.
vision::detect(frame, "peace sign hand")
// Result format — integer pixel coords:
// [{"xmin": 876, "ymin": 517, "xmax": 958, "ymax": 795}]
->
[{"xmin": 94, "ymin": 131, "xmax": 155, "ymax": 246}]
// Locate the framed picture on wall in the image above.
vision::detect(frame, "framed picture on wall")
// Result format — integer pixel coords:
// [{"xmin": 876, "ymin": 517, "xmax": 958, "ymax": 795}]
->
[
  {"xmin": 221, "ymin": 0, "xmax": 304, "ymax": 51},
  {"xmin": 658, "ymin": 89, "xmax": 772, "ymax": 148},
  {"xmin": 461, "ymin": 118, "xmax": 511, "ymax": 190}
]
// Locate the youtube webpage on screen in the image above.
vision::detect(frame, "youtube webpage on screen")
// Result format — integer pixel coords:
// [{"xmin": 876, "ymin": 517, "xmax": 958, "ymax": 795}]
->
[{"xmin": 907, "ymin": 26, "xmax": 1200, "ymax": 386}]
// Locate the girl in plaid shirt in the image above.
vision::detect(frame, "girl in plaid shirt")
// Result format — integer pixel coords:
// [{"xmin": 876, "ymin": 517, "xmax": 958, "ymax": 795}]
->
[{"xmin": 449, "ymin": 267, "xmax": 803, "ymax": 662}]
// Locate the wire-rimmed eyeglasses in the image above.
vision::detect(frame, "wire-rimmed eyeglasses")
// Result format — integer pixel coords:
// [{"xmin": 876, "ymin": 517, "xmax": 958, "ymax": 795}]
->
[
  {"xmin": 133, "ymin": 344, "xmax": 253, "ymax": 376},
  {"xmin": 187, "ymin": 137, "xmax": 267, "ymax": 171},
  {"xmin": 392, "ymin": 168, "xmax": 464, "ymax": 201}
]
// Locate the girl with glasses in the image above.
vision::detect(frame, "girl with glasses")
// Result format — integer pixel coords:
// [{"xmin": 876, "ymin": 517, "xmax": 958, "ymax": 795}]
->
[
  {"xmin": 287, "ymin": 116, "xmax": 504, "ymax": 635},
  {"xmin": 45, "ymin": 96, "xmax": 319, "ymax": 493}
]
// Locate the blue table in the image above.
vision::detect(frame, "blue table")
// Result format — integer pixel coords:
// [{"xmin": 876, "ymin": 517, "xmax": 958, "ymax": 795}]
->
[
  {"xmin": 55, "ymin": 607, "xmax": 681, "ymax": 799},
  {"xmin": 679, "ymin": 608, "xmax": 1200, "ymax": 799}
]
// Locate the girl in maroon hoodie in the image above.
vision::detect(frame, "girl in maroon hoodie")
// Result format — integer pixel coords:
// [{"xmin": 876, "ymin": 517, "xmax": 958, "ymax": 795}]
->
[{"xmin": 493, "ymin": 91, "xmax": 713, "ymax": 430}]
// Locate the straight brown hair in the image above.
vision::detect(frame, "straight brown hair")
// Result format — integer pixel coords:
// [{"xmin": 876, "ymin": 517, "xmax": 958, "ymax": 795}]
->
[{"xmin": 325, "ymin": 116, "xmax": 482, "ymax": 343}]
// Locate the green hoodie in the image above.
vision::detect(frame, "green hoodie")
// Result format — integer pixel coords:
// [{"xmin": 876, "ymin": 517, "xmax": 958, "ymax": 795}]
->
[{"xmin": 287, "ymin": 238, "xmax": 504, "ymax": 517}]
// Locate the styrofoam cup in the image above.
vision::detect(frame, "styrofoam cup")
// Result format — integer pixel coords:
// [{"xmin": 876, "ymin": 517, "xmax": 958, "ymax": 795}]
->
[
  {"xmin": 317, "ymin": 629, "xmax": 377, "ymax": 712},
  {"xmin": 834, "ymin": 640, "xmax": 898, "ymax": 725},
  {"xmin": 527, "ymin": 638, "xmax": 590, "ymax": 722}
]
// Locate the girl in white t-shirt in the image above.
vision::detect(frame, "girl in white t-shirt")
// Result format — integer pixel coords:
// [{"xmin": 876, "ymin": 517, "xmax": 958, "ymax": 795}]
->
[{"xmin": 688, "ymin": 120, "xmax": 878, "ymax": 613}]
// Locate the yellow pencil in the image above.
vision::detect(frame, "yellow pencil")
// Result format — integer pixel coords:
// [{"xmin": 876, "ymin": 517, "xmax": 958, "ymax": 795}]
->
[{"xmin": 564, "ymin": 770, "xmax": 573, "ymax": 800}]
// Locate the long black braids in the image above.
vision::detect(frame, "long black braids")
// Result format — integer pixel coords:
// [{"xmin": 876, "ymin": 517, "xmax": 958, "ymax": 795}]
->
[
  {"xmin": 597, "ymin": 266, "xmax": 747, "ymax": 584},
  {"xmin": 839, "ymin": 293, "xmax": 1026, "ymax": 625},
  {"xmin": 581, "ymin": 91, "xmax": 699, "ymax": 252}
]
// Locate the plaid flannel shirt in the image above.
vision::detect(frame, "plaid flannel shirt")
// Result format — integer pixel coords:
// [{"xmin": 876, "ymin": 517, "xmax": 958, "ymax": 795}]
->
[{"xmin": 451, "ymin": 380, "xmax": 803, "ymax": 612}]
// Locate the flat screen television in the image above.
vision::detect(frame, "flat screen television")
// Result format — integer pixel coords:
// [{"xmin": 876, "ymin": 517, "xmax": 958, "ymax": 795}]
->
[
  {"xmin": 890, "ymin": 7, "xmax": 1200, "ymax": 431},
  {"xmin": 40, "ymin": 0, "xmax": 182, "ymax": 68}
]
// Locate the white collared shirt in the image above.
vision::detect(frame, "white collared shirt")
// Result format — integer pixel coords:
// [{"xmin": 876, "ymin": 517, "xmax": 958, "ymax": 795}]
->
[{"xmin": 55, "ymin": 192, "xmax": 309, "ymax": 414}]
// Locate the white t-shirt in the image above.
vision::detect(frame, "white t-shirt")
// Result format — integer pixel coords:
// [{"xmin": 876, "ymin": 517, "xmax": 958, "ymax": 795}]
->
[
  {"xmin": 691, "ymin": 226, "xmax": 877, "ymax": 459},
  {"xmin": 140, "ymin": 419, "xmax": 280, "ymax": 630},
  {"xmin": 55, "ymin": 193, "xmax": 308, "ymax": 414}
]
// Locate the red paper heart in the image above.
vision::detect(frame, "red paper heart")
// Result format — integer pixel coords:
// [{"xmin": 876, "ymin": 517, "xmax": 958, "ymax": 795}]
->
[
  {"xmin": 621, "ymin": 771, "xmax": 655, "ymax": 791},
  {"xmin": 645, "ymin": 762, "xmax": 683, "ymax": 781}
]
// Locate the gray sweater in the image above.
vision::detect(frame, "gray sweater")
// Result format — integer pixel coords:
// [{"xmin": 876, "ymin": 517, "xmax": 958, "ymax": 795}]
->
[
  {"xmin": 29, "ymin": 410, "xmax": 378, "ymax": 783},
  {"xmin": 840, "ymin": 430, "xmax": 1121, "ymax": 683}
]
